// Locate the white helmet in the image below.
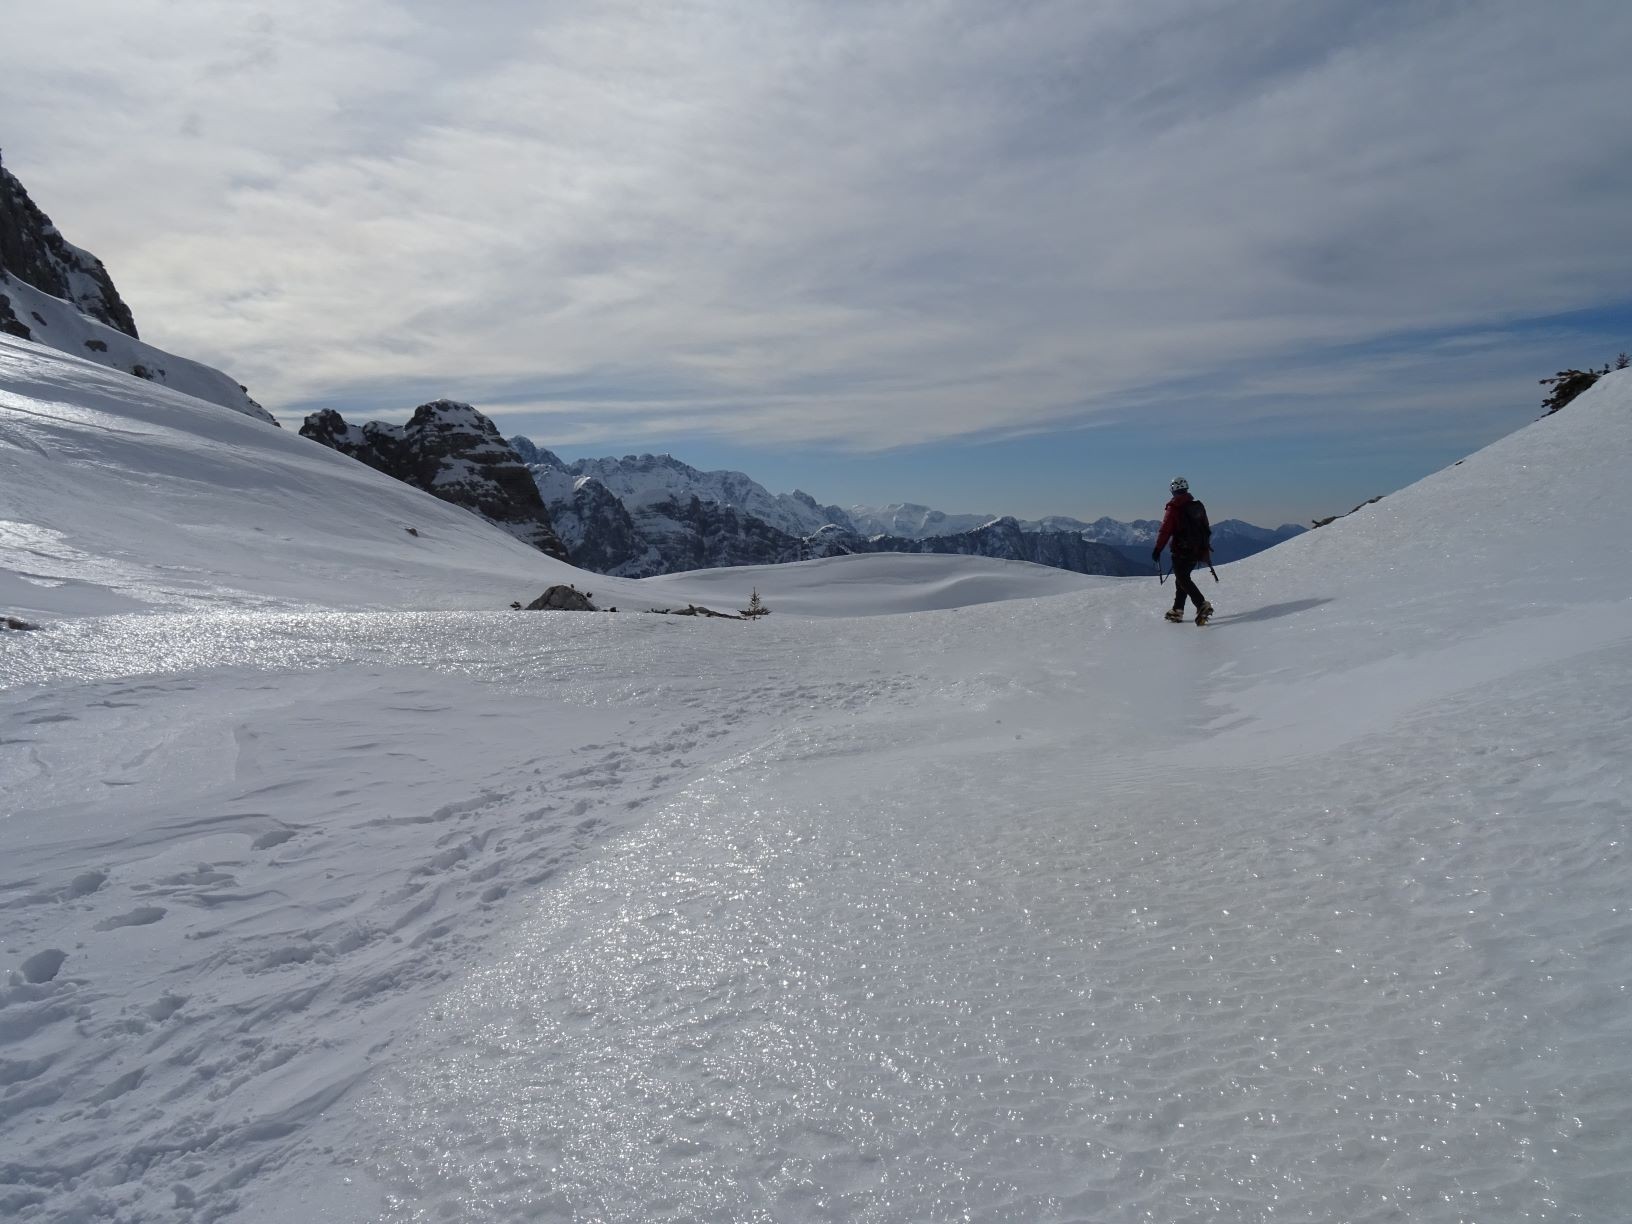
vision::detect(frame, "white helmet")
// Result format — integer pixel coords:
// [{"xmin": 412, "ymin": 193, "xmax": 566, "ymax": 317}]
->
[{"xmin": 1170, "ymin": 476, "xmax": 1189, "ymax": 493}]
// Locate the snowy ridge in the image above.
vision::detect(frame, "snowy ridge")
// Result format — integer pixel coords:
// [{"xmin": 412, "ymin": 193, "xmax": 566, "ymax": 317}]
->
[
  {"xmin": 1, "ymin": 275, "xmax": 274, "ymax": 424},
  {"xmin": 2, "ymin": 349, "xmax": 1630, "ymax": 1222},
  {"xmin": 854, "ymin": 501, "xmax": 1306, "ymax": 561},
  {"xmin": 514, "ymin": 443, "xmax": 852, "ymax": 540},
  {"xmin": 0, "ymin": 336, "xmax": 579, "ymax": 616},
  {"xmin": 848, "ymin": 500, "xmax": 998, "ymax": 539},
  {"xmin": 0, "ymin": 336, "xmax": 1085, "ymax": 619}
]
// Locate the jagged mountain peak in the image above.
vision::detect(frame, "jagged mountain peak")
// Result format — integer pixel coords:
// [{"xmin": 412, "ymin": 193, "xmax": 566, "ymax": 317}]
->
[
  {"xmin": 0, "ymin": 151, "xmax": 137, "ymax": 337},
  {"xmin": 303, "ymin": 403, "xmax": 567, "ymax": 559}
]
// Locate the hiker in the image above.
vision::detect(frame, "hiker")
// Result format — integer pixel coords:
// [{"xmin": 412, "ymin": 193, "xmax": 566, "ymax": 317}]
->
[{"xmin": 1152, "ymin": 476, "xmax": 1214, "ymax": 625}]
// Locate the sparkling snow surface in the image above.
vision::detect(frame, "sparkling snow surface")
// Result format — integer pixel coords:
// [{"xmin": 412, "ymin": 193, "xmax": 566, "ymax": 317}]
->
[{"xmin": 3, "ymin": 345, "xmax": 1631, "ymax": 1223}]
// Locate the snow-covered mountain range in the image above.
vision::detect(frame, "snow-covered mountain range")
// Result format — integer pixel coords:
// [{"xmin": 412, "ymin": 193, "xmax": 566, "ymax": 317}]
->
[
  {"xmin": 509, "ymin": 437, "xmax": 1296, "ymax": 578},
  {"xmin": 853, "ymin": 502, "xmax": 1307, "ymax": 565},
  {"xmin": 0, "ymin": 153, "xmax": 272, "ymax": 424}
]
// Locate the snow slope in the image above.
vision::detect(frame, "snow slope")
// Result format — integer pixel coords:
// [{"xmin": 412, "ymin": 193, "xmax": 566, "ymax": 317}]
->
[
  {"xmin": 1, "ymin": 334, "xmax": 1088, "ymax": 621},
  {"xmin": 0, "ymin": 277, "xmax": 273, "ymax": 423},
  {"xmin": 2, "ymin": 352, "xmax": 1630, "ymax": 1222}
]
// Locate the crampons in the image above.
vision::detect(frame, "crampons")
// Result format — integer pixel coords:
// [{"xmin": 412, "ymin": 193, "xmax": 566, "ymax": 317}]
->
[
  {"xmin": 1164, "ymin": 608, "xmax": 1185, "ymax": 623},
  {"xmin": 1194, "ymin": 602, "xmax": 1214, "ymax": 626}
]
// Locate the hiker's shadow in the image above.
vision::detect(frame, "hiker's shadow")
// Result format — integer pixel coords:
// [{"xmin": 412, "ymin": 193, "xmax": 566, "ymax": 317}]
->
[{"xmin": 1209, "ymin": 597, "xmax": 1333, "ymax": 625}]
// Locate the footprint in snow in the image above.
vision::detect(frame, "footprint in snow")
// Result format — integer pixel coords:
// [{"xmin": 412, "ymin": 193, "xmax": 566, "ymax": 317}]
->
[
  {"xmin": 20, "ymin": 948, "xmax": 68, "ymax": 983},
  {"xmin": 94, "ymin": 906, "xmax": 167, "ymax": 931}
]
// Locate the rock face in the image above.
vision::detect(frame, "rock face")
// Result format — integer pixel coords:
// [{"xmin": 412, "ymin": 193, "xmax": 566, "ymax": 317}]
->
[
  {"xmin": 528, "ymin": 468, "xmax": 655, "ymax": 575},
  {"xmin": 0, "ymin": 152, "xmax": 137, "ymax": 337},
  {"xmin": 301, "ymin": 401, "xmax": 568, "ymax": 560},
  {"xmin": 514, "ymin": 440, "xmax": 859, "ymax": 578}
]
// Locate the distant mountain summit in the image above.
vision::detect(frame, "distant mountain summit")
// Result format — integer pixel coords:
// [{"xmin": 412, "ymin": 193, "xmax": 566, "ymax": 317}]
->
[
  {"xmin": 301, "ymin": 421, "xmax": 1297, "ymax": 581},
  {"xmin": 852, "ymin": 502, "xmax": 1305, "ymax": 566},
  {"xmin": 510, "ymin": 438, "xmax": 1143, "ymax": 579},
  {"xmin": 0, "ymin": 152, "xmax": 272, "ymax": 423},
  {"xmin": 511, "ymin": 440, "xmax": 859, "ymax": 577},
  {"xmin": 303, "ymin": 401, "xmax": 568, "ymax": 559}
]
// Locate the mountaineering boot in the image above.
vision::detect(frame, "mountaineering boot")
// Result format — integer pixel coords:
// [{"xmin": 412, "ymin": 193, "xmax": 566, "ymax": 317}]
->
[
  {"xmin": 1194, "ymin": 602, "xmax": 1214, "ymax": 626},
  {"xmin": 1164, "ymin": 608, "xmax": 1185, "ymax": 623}
]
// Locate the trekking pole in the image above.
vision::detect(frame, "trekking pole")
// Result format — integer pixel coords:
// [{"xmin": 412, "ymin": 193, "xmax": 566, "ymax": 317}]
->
[
  {"xmin": 1157, "ymin": 560, "xmax": 1167, "ymax": 585},
  {"xmin": 1208, "ymin": 561, "xmax": 1219, "ymax": 583}
]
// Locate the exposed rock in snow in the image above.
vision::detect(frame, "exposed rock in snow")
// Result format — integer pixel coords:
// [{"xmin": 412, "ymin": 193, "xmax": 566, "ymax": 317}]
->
[
  {"xmin": 523, "ymin": 584, "xmax": 597, "ymax": 611},
  {"xmin": 301, "ymin": 401, "xmax": 568, "ymax": 560}
]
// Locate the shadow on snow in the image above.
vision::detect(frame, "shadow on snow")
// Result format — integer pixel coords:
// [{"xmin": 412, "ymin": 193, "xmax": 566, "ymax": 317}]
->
[{"xmin": 1206, "ymin": 598, "xmax": 1333, "ymax": 625}]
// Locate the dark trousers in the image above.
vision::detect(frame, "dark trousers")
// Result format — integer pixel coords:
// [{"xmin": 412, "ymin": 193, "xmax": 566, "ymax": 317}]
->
[{"xmin": 1171, "ymin": 557, "xmax": 1208, "ymax": 611}]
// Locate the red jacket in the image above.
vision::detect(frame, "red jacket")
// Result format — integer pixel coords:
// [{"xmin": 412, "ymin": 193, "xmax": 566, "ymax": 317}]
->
[{"xmin": 1154, "ymin": 490, "xmax": 1209, "ymax": 559}]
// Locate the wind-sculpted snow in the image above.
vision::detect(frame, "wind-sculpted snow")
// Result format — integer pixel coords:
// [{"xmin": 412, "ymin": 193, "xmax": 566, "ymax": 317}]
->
[{"xmin": 2, "ymin": 364, "xmax": 1631, "ymax": 1221}]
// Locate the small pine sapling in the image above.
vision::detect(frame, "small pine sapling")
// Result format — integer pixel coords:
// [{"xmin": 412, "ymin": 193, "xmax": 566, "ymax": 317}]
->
[
  {"xmin": 1539, "ymin": 362, "xmax": 1614, "ymax": 414},
  {"xmin": 741, "ymin": 588, "xmax": 769, "ymax": 618}
]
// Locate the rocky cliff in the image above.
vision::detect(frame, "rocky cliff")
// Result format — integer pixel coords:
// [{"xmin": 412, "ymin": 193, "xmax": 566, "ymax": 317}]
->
[{"xmin": 302, "ymin": 401, "xmax": 568, "ymax": 559}]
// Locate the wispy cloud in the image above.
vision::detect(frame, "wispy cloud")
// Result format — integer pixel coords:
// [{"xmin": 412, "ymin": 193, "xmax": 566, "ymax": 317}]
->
[{"xmin": 4, "ymin": 0, "xmax": 1630, "ymax": 451}]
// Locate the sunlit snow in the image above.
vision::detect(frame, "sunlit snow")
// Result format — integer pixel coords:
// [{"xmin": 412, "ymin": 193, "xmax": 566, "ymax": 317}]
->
[{"xmin": 3, "ymin": 332, "xmax": 1629, "ymax": 1222}]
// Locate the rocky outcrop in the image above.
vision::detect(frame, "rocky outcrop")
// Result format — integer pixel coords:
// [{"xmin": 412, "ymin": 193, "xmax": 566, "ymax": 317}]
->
[
  {"xmin": 524, "ymin": 584, "xmax": 597, "ymax": 611},
  {"xmin": 0, "ymin": 152, "xmax": 137, "ymax": 337},
  {"xmin": 301, "ymin": 401, "xmax": 568, "ymax": 560},
  {"xmin": 0, "ymin": 290, "xmax": 30, "ymax": 340}
]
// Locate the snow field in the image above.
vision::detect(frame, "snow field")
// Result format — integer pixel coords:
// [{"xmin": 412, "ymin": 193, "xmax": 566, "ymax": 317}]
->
[
  {"xmin": 2, "ymin": 345, "xmax": 1630, "ymax": 1221},
  {"xmin": 359, "ymin": 640, "xmax": 1629, "ymax": 1221}
]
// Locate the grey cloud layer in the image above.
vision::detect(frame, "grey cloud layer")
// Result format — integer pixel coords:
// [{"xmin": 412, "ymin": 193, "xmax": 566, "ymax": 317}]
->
[{"xmin": 4, "ymin": 0, "xmax": 1629, "ymax": 444}]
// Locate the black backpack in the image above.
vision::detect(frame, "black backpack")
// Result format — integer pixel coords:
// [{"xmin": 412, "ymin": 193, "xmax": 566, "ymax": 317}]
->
[{"xmin": 1174, "ymin": 499, "xmax": 1211, "ymax": 557}]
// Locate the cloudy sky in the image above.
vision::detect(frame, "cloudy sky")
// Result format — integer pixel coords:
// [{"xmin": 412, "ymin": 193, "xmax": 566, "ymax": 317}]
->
[{"xmin": 5, "ymin": 0, "xmax": 1631, "ymax": 524}]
